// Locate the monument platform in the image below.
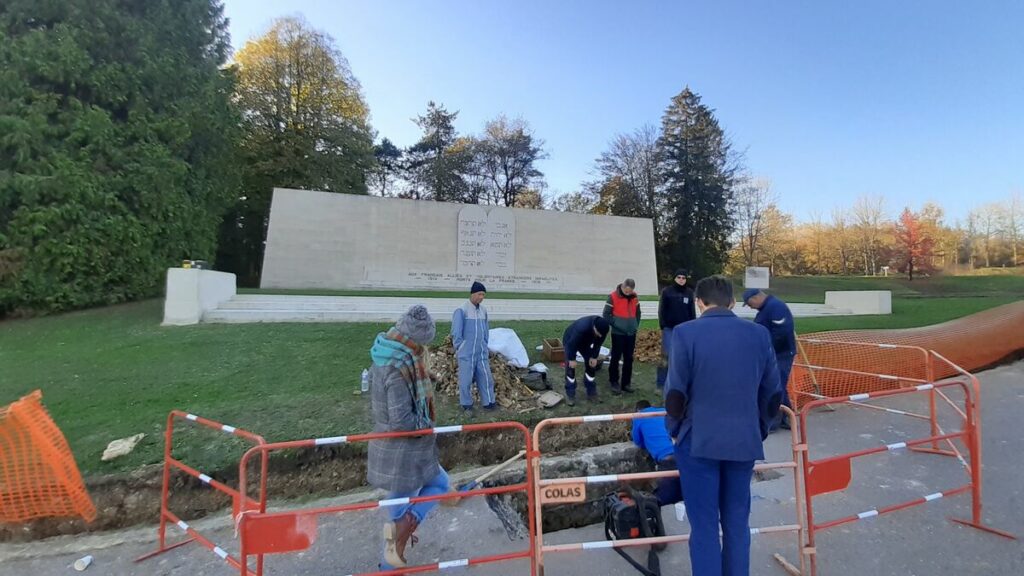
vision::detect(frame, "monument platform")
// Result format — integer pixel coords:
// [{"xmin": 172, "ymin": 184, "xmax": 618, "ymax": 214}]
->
[{"xmin": 200, "ymin": 294, "xmax": 854, "ymax": 323}]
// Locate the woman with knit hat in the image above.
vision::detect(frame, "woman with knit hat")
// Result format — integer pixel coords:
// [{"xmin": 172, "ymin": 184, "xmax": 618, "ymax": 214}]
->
[{"xmin": 367, "ymin": 304, "xmax": 448, "ymax": 569}]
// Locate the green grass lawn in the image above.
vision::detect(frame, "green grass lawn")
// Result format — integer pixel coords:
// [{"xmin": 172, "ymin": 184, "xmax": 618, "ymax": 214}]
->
[{"xmin": 2, "ymin": 276, "xmax": 1021, "ymax": 478}]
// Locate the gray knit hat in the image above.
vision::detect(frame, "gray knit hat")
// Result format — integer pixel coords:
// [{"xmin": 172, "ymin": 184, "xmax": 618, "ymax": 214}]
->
[{"xmin": 396, "ymin": 304, "xmax": 436, "ymax": 345}]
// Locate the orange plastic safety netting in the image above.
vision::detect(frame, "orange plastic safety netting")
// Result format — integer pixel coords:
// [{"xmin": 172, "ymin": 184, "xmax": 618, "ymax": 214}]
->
[
  {"xmin": 0, "ymin": 390, "xmax": 95, "ymax": 523},
  {"xmin": 790, "ymin": 300, "xmax": 1024, "ymax": 408}
]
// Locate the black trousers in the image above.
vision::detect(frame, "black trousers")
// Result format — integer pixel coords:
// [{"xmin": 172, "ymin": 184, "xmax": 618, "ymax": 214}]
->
[{"xmin": 609, "ymin": 333, "xmax": 636, "ymax": 390}]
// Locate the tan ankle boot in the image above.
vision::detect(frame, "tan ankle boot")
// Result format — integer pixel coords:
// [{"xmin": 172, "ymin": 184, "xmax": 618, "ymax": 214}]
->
[{"xmin": 383, "ymin": 511, "xmax": 419, "ymax": 567}]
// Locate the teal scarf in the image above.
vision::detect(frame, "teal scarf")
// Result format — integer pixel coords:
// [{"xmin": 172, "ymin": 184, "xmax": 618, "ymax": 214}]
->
[{"xmin": 370, "ymin": 328, "xmax": 434, "ymax": 428}]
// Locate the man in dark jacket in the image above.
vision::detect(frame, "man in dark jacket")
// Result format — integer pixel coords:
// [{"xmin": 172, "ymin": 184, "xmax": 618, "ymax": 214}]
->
[
  {"xmin": 666, "ymin": 276, "xmax": 781, "ymax": 576},
  {"xmin": 603, "ymin": 278, "xmax": 640, "ymax": 394},
  {"xmin": 562, "ymin": 315, "xmax": 610, "ymax": 406},
  {"xmin": 657, "ymin": 268, "xmax": 697, "ymax": 390},
  {"xmin": 743, "ymin": 288, "xmax": 796, "ymax": 430}
]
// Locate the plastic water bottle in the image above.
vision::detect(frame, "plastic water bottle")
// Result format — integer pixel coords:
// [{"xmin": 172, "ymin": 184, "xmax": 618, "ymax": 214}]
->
[
  {"xmin": 360, "ymin": 369, "xmax": 370, "ymax": 393},
  {"xmin": 674, "ymin": 502, "xmax": 687, "ymax": 523}
]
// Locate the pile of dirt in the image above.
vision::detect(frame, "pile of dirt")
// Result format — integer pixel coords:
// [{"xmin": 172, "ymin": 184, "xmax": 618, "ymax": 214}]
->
[
  {"xmin": 634, "ymin": 329, "xmax": 664, "ymax": 364},
  {"xmin": 428, "ymin": 335, "xmax": 538, "ymax": 409}
]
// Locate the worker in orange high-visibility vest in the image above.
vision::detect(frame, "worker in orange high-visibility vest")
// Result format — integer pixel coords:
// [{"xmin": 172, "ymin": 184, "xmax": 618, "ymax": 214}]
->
[{"xmin": 603, "ymin": 278, "xmax": 641, "ymax": 394}]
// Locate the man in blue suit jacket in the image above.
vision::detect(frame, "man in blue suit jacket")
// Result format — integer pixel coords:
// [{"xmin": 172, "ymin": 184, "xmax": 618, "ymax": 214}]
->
[{"xmin": 666, "ymin": 276, "xmax": 782, "ymax": 576}]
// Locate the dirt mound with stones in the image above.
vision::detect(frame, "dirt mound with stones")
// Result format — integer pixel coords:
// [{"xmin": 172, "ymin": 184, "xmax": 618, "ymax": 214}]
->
[
  {"xmin": 428, "ymin": 335, "xmax": 540, "ymax": 409},
  {"xmin": 634, "ymin": 329, "xmax": 664, "ymax": 363}
]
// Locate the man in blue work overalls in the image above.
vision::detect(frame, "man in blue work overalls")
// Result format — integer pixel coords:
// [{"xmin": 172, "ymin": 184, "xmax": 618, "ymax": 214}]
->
[
  {"xmin": 666, "ymin": 276, "xmax": 782, "ymax": 576},
  {"xmin": 452, "ymin": 281, "xmax": 496, "ymax": 413},
  {"xmin": 632, "ymin": 400, "xmax": 682, "ymax": 506},
  {"xmin": 743, "ymin": 288, "xmax": 796, "ymax": 430}
]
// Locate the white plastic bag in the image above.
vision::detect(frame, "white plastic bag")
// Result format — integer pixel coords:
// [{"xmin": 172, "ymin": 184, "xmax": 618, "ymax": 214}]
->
[
  {"xmin": 488, "ymin": 328, "xmax": 530, "ymax": 368},
  {"xmin": 576, "ymin": 346, "xmax": 611, "ymax": 362}
]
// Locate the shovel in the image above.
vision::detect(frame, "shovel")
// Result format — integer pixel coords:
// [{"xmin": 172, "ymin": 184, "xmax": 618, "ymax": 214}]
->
[{"xmin": 442, "ymin": 450, "xmax": 527, "ymax": 506}]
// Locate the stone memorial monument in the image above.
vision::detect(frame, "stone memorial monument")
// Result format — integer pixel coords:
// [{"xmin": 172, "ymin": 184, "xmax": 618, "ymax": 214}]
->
[{"xmin": 260, "ymin": 188, "xmax": 658, "ymax": 295}]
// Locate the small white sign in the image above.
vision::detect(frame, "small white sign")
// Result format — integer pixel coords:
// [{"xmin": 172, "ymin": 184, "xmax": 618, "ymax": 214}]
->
[{"xmin": 745, "ymin": 267, "xmax": 770, "ymax": 289}]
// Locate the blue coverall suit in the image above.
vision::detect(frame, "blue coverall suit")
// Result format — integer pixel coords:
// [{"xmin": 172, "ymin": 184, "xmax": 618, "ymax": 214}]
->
[
  {"xmin": 753, "ymin": 295, "xmax": 796, "ymax": 425},
  {"xmin": 452, "ymin": 301, "xmax": 495, "ymax": 408},
  {"xmin": 666, "ymin": 308, "xmax": 782, "ymax": 576}
]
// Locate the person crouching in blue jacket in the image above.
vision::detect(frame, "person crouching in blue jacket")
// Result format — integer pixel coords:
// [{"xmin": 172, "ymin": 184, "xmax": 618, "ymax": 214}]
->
[
  {"xmin": 632, "ymin": 400, "xmax": 683, "ymax": 506},
  {"xmin": 561, "ymin": 315, "xmax": 610, "ymax": 406}
]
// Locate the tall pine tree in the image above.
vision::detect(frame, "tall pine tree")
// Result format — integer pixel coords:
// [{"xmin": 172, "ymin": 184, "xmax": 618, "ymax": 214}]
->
[
  {"xmin": 404, "ymin": 101, "xmax": 475, "ymax": 202},
  {"xmin": 656, "ymin": 87, "xmax": 738, "ymax": 278},
  {"xmin": 0, "ymin": 0, "xmax": 239, "ymax": 314}
]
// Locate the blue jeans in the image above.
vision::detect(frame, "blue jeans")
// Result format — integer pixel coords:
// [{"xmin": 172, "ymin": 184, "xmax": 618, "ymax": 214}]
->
[
  {"xmin": 380, "ymin": 467, "xmax": 450, "ymax": 569},
  {"xmin": 656, "ymin": 328, "xmax": 672, "ymax": 389},
  {"xmin": 675, "ymin": 435, "xmax": 755, "ymax": 576}
]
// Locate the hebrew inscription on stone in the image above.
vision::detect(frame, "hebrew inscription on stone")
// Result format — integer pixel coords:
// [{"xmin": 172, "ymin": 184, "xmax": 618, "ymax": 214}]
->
[{"xmin": 457, "ymin": 206, "xmax": 516, "ymax": 275}]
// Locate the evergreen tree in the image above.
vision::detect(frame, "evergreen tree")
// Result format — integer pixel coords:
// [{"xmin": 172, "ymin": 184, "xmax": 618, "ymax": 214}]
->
[
  {"xmin": 0, "ymin": 0, "xmax": 239, "ymax": 314},
  {"xmin": 371, "ymin": 138, "xmax": 403, "ymax": 196},
  {"xmin": 656, "ymin": 87, "xmax": 738, "ymax": 278},
  {"xmin": 404, "ymin": 101, "xmax": 474, "ymax": 202}
]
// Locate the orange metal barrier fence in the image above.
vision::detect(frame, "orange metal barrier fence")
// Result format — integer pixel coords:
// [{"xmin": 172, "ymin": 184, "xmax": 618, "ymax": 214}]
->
[
  {"xmin": 795, "ymin": 345, "xmax": 1015, "ymax": 576},
  {"xmin": 136, "ymin": 410, "xmax": 267, "ymax": 575},
  {"xmin": 232, "ymin": 422, "xmax": 536, "ymax": 576},
  {"xmin": 0, "ymin": 390, "xmax": 95, "ymax": 523},
  {"xmin": 530, "ymin": 407, "xmax": 808, "ymax": 576},
  {"xmin": 138, "ymin": 345, "xmax": 1018, "ymax": 576}
]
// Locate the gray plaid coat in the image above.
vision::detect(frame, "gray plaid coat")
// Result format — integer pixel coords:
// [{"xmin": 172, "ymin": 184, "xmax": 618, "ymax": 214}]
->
[{"xmin": 366, "ymin": 364, "xmax": 440, "ymax": 493}]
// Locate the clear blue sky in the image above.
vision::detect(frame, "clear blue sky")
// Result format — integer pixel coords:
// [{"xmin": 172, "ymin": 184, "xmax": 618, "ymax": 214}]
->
[{"xmin": 222, "ymin": 0, "xmax": 1023, "ymax": 223}]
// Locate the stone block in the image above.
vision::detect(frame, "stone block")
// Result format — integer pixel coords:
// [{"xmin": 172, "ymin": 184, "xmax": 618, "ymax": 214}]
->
[
  {"xmin": 824, "ymin": 290, "xmax": 893, "ymax": 315},
  {"xmin": 163, "ymin": 268, "xmax": 236, "ymax": 325}
]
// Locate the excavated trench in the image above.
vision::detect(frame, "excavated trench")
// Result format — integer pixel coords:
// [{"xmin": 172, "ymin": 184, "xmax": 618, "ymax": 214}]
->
[{"xmin": 1, "ymin": 422, "xmax": 643, "ymax": 542}]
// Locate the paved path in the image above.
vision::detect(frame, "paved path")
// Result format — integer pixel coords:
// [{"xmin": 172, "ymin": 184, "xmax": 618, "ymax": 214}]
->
[
  {"xmin": 3, "ymin": 362, "xmax": 1021, "ymax": 575},
  {"xmin": 203, "ymin": 295, "xmax": 854, "ymax": 323}
]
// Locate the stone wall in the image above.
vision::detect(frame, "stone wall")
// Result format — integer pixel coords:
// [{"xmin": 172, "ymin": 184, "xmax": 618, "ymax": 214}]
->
[{"xmin": 260, "ymin": 189, "xmax": 660, "ymax": 295}]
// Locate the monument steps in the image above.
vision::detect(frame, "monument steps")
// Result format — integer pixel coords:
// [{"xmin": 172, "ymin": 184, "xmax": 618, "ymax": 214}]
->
[{"xmin": 201, "ymin": 295, "xmax": 854, "ymax": 324}]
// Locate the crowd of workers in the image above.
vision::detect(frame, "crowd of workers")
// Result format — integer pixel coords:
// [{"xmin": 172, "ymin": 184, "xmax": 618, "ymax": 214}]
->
[{"xmin": 364, "ymin": 273, "xmax": 797, "ymax": 574}]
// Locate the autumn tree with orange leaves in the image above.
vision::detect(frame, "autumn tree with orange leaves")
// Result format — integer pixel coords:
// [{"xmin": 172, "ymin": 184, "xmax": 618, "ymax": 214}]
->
[{"xmin": 894, "ymin": 208, "xmax": 935, "ymax": 280}]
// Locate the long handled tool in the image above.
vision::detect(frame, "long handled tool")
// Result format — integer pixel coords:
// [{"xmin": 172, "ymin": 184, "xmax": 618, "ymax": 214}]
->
[
  {"xmin": 443, "ymin": 450, "xmax": 526, "ymax": 506},
  {"xmin": 797, "ymin": 340, "xmax": 835, "ymax": 412}
]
